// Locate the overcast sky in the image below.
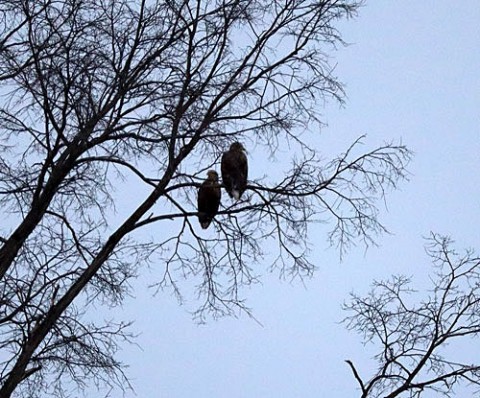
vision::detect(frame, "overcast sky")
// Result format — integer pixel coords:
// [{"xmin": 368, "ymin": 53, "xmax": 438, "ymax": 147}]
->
[{"xmin": 108, "ymin": 2, "xmax": 480, "ymax": 397}]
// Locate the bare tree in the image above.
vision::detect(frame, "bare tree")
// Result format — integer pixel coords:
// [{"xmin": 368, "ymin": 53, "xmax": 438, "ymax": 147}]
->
[
  {"xmin": 0, "ymin": 0, "xmax": 411, "ymax": 396},
  {"xmin": 344, "ymin": 234, "xmax": 480, "ymax": 398}
]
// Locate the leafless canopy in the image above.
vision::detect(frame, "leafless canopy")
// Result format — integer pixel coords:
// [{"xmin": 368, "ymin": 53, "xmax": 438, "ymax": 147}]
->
[
  {"xmin": 344, "ymin": 234, "xmax": 480, "ymax": 398},
  {"xmin": 0, "ymin": 0, "xmax": 410, "ymax": 396}
]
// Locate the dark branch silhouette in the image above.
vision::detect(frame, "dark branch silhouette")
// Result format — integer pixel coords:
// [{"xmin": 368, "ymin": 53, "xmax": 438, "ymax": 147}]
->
[{"xmin": 344, "ymin": 234, "xmax": 480, "ymax": 397}]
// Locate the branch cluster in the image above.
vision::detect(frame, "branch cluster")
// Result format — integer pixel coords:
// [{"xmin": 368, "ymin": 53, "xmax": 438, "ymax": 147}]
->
[{"xmin": 344, "ymin": 234, "xmax": 480, "ymax": 398}]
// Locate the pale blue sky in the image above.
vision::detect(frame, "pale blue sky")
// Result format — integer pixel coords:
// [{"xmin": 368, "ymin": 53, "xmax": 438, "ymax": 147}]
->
[{"xmin": 108, "ymin": 2, "xmax": 480, "ymax": 397}]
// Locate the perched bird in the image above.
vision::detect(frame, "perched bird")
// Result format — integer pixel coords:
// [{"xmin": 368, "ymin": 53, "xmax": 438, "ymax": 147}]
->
[
  {"xmin": 197, "ymin": 170, "xmax": 221, "ymax": 229},
  {"xmin": 221, "ymin": 142, "xmax": 248, "ymax": 200}
]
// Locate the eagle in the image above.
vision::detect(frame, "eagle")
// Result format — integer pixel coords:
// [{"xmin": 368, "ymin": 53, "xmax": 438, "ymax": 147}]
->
[
  {"xmin": 197, "ymin": 170, "xmax": 221, "ymax": 229},
  {"xmin": 221, "ymin": 142, "xmax": 248, "ymax": 200}
]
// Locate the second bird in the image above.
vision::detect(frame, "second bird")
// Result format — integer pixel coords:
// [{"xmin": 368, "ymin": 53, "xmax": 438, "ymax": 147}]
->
[
  {"xmin": 197, "ymin": 170, "xmax": 221, "ymax": 229},
  {"xmin": 221, "ymin": 142, "xmax": 248, "ymax": 201}
]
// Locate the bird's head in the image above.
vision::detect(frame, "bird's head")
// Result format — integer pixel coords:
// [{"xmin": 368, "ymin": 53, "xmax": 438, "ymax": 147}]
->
[
  {"xmin": 206, "ymin": 170, "xmax": 219, "ymax": 181},
  {"xmin": 230, "ymin": 142, "xmax": 246, "ymax": 153}
]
